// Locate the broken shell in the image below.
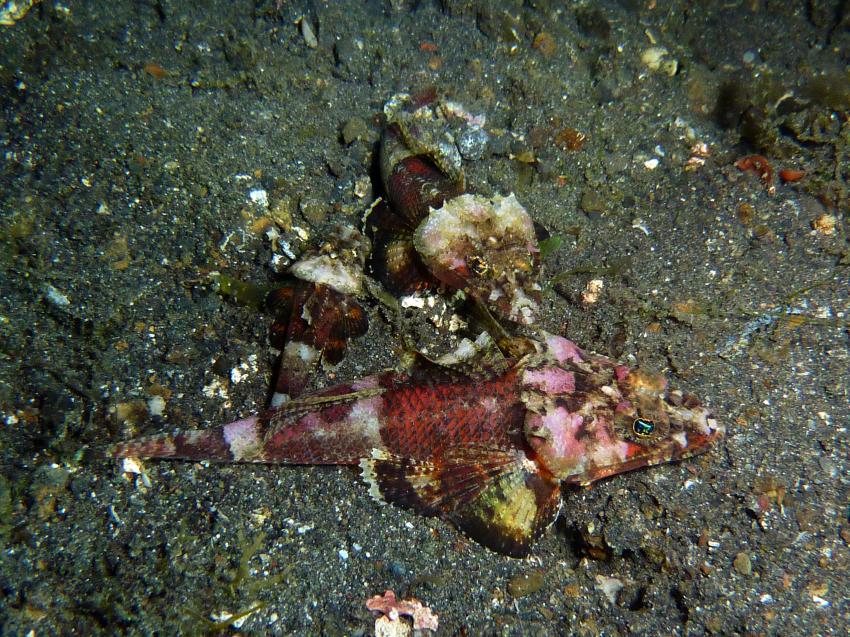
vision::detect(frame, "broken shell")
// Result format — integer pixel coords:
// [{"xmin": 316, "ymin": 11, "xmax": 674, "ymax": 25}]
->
[
  {"xmin": 641, "ymin": 46, "xmax": 668, "ymax": 70},
  {"xmin": 811, "ymin": 213, "xmax": 836, "ymax": 236},
  {"xmin": 641, "ymin": 46, "xmax": 678, "ymax": 76}
]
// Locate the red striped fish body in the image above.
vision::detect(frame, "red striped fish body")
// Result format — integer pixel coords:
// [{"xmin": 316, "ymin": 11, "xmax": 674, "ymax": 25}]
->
[{"xmin": 109, "ymin": 333, "xmax": 722, "ymax": 557}]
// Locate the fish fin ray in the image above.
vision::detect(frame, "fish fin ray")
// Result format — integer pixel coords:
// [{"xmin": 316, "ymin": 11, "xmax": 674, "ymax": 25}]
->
[
  {"xmin": 402, "ymin": 331, "xmax": 511, "ymax": 383},
  {"xmin": 265, "ymin": 387, "xmax": 384, "ymax": 420},
  {"xmin": 360, "ymin": 445, "xmax": 561, "ymax": 557}
]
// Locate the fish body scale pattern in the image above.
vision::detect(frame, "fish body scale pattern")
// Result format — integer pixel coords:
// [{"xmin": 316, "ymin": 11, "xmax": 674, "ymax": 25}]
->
[{"xmin": 379, "ymin": 372, "xmax": 523, "ymax": 459}]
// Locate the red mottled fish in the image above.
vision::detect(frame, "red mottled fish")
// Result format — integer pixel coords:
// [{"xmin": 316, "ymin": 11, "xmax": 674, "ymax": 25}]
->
[
  {"xmin": 109, "ymin": 332, "xmax": 722, "ymax": 557},
  {"xmin": 266, "ymin": 225, "xmax": 370, "ymax": 401}
]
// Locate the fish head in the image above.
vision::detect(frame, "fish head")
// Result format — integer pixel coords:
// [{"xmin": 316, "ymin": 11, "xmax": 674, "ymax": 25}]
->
[{"xmin": 521, "ymin": 334, "xmax": 723, "ymax": 485}]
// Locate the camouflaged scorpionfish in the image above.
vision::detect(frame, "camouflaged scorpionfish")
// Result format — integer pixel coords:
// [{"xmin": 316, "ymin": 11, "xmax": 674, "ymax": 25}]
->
[
  {"xmin": 110, "ymin": 331, "xmax": 722, "ymax": 557},
  {"xmin": 108, "ymin": 96, "xmax": 722, "ymax": 557}
]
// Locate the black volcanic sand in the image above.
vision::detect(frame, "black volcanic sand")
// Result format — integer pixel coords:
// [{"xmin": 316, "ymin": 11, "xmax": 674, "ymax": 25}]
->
[{"xmin": 1, "ymin": 1, "xmax": 848, "ymax": 635}]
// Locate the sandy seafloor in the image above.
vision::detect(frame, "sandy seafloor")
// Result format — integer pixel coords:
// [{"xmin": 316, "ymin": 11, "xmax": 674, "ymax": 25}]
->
[{"xmin": 1, "ymin": 1, "xmax": 849, "ymax": 635}]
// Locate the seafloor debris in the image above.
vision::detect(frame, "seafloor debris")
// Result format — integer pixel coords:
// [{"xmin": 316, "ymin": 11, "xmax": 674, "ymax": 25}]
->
[
  {"xmin": 684, "ymin": 141, "xmax": 710, "ymax": 172},
  {"xmin": 366, "ymin": 590, "xmax": 438, "ymax": 635},
  {"xmin": 595, "ymin": 574, "xmax": 625, "ymax": 605},
  {"xmin": 507, "ymin": 569, "xmax": 545, "ymax": 598},
  {"xmin": 735, "ymin": 154, "xmax": 776, "ymax": 195},
  {"xmin": 0, "ymin": 0, "xmax": 39, "ymax": 26},
  {"xmin": 640, "ymin": 45, "xmax": 678, "ymax": 76},
  {"xmin": 778, "ymin": 168, "xmax": 805, "ymax": 183},
  {"xmin": 715, "ymin": 302, "xmax": 812, "ymax": 358},
  {"xmin": 811, "ymin": 212, "xmax": 836, "ymax": 235}
]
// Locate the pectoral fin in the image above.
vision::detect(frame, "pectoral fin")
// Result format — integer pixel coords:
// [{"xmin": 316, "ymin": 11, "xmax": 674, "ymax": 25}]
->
[{"xmin": 360, "ymin": 445, "xmax": 561, "ymax": 557}]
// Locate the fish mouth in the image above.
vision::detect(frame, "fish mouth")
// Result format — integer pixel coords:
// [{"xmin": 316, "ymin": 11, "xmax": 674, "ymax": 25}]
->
[
  {"xmin": 675, "ymin": 415, "xmax": 724, "ymax": 461},
  {"xmin": 673, "ymin": 403, "xmax": 724, "ymax": 447},
  {"xmin": 656, "ymin": 398, "xmax": 724, "ymax": 462},
  {"xmin": 700, "ymin": 412, "xmax": 724, "ymax": 442}
]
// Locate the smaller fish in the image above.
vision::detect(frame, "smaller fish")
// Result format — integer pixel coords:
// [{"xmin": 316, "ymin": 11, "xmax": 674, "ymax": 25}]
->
[
  {"xmin": 266, "ymin": 224, "xmax": 370, "ymax": 401},
  {"xmin": 109, "ymin": 332, "xmax": 722, "ymax": 557}
]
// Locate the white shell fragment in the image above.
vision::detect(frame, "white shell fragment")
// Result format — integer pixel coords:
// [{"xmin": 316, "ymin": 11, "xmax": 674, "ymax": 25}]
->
[
  {"xmin": 147, "ymin": 395, "xmax": 166, "ymax": 417},
  {"xmin": 641, "ymin": 46, "xmax": 678, "ymax": 76},
  {"xmin": 299, "ymin": 17, "xmax": 318, "ymax": 48}
]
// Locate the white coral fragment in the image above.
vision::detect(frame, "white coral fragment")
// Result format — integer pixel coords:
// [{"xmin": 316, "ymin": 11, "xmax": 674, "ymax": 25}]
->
[{"xmin": 595, "ymin": 574, "xmax": 624, "ymax": 605}]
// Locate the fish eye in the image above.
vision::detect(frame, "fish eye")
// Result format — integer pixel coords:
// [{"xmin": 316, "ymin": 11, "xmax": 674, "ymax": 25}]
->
[
  {"xmin": 632, "ymin": 418, "xmax": 656, "ymax": 437},
  {"xmin": 467, "ymin": 255, "xmax": 489, "ymax": 277},
  {"xmin": 615, "ymin": 413, "xmax": 669, "ymax": 445}
]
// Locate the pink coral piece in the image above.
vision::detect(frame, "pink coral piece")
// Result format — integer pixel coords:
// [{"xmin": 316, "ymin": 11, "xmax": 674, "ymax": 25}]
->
[{"xmin": 367, "ymin": 590, "xmax": 439, "ymax": 632}]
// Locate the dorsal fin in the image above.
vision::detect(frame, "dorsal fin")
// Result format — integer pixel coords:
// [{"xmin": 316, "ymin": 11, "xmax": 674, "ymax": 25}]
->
[
  {"xmin": 266, "ymin": 387, "xmax": 385, "ymax": 421},
  {"xmin": 401, "ymin": 331, "xmax": 511, "ymax": 383}
]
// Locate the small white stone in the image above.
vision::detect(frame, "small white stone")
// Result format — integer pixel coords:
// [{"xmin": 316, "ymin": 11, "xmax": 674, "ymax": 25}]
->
[
  {"xmin": 353, "ymin": 175, "xmax": 372, "ymax": 199},
  {"xmin": 270, "ymin": 253, "xmax": 290, "ymax": 273},
  {"xmin": 595, "ymin": 575, "xmax": 624, "ymax": 605},
  {"xmin": 632, "ymin": 218, "xmax": 651, "ymax": 236},
  {"xmin": 231, "ymin": 366, "xmax": 246, "ymax": 384},
  {"xmin": 265, "ymin": 225, "xmax": 280, "ymax": 243},
  {"xmin": 147, "ymin": 395, "xmax": 166, "ymax": 417},
  {"xmin": 202, "ymin": 377, "xmax": 229, "ymax": 400},
  {"xmin": 338, "ymin": 548, "xmax": 349, "ymax": 560},
  {"xmin": 300, "ymin": 18, "xmax": 318, "ymax": 48},
  {"xmin": 581, "ymin": 279, "xmax": 604, "ymax": 306},
  {"xmin": 121, "ymin": 457, "xmax": 144, "ymax": 475},
  {"xmin": 400, "ymin": 294, "xmax": 425, "ymax": 309},
  {"xmin": 249, "ymin": 188, "xmax": 269, "ymax": 208},
  {"xmin": 44, "ymin": 284, "xmax": 71, "ymax": 308}
]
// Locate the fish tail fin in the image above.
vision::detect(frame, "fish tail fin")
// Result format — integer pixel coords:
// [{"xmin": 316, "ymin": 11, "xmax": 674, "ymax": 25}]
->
[
  {"xmin": 108, "ymin": 384, "xmax": 389, "ymax": 465},
  {"xmin": 107, "ymin": 415, "xmax": 266, "ymax": 462}
]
